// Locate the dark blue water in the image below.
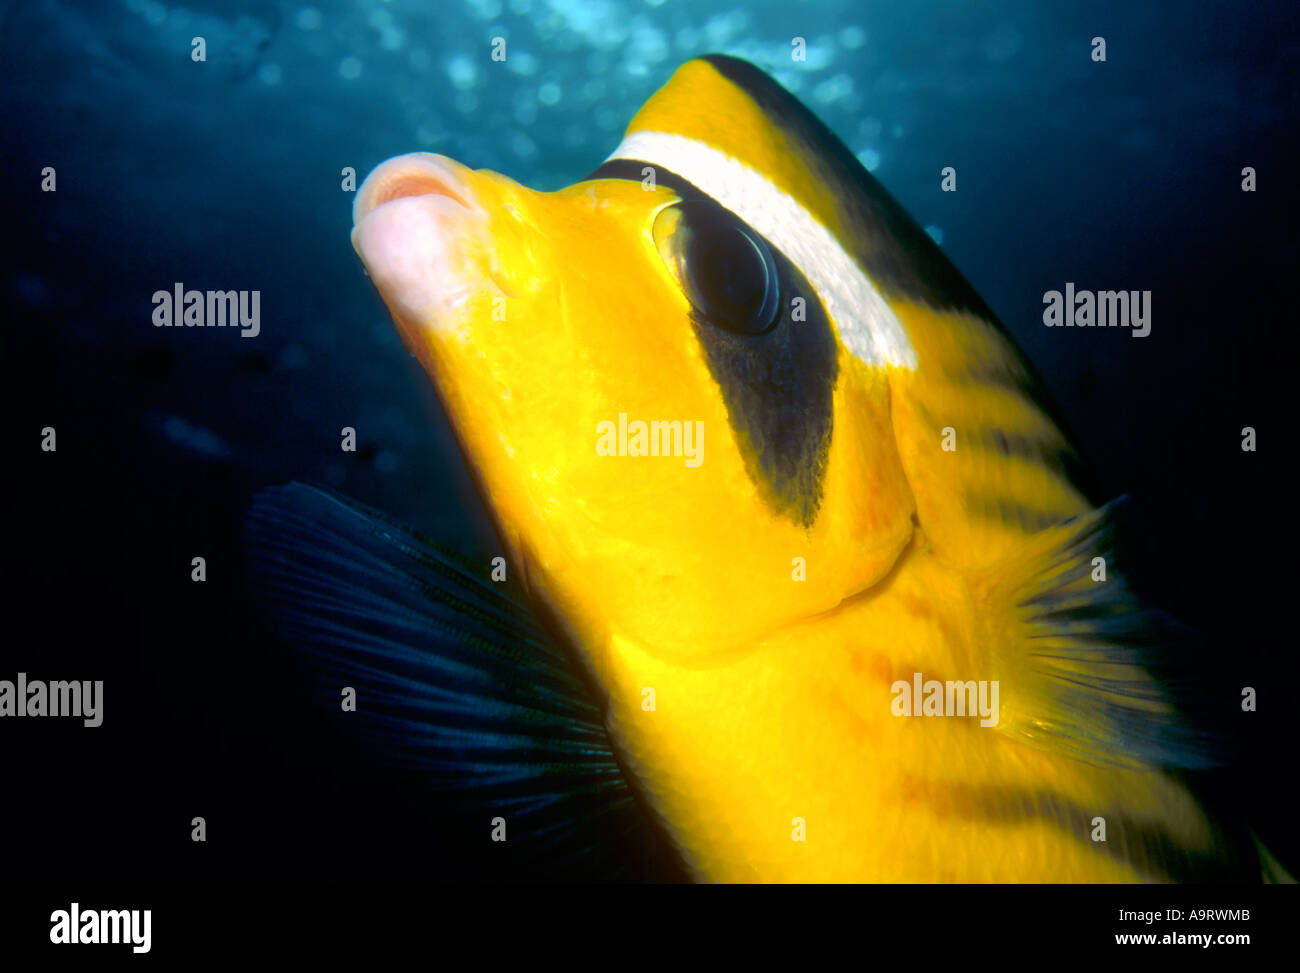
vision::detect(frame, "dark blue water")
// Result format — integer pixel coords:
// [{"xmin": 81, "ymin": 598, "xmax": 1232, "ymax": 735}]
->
[{"xmin": 6, "ymin": 0, "xmax": 1298, "ymax": 882}]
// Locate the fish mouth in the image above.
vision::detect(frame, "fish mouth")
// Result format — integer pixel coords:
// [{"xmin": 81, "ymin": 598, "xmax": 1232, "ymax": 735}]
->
[
  {"xmin": 351, "ymin": 152, "xmax": 478, "ymax": 226},
  {"xmin": 350, "ymin": 153, "xmax": 487, "ymax": 336}
]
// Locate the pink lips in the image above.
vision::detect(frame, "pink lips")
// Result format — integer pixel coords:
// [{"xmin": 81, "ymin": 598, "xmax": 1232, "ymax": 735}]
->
[{"xmin": 351, "ymin": 153, "xmax": 482, "ymax": 331}]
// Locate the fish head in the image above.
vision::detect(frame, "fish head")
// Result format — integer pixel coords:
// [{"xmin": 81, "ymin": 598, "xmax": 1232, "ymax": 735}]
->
[{"xmin": 351, "ymin": 58, "xmax": 921, "ymax": 671}]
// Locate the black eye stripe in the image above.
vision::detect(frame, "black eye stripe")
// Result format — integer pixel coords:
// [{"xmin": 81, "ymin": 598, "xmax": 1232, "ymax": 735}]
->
[
  {"xmin": 687, "ymin": 219, "xmax": 838, "ymax": 529},
  {"xmin": 585, "ymin": 156, "xmax": 837, "ymax": 528},
  {"xmin": 585, "ymin": 157, "xmax": 838, "ymax": 528}
]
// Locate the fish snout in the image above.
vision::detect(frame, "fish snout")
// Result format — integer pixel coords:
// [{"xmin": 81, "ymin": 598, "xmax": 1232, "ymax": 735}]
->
[{"xmin": 350, "ymin": 153, "xmax": 491, "ymax": 337}]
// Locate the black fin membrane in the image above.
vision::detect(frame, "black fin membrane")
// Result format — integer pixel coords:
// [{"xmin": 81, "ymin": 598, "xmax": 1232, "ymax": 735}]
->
[{"xmin": 243, "ymin": 482, "xmax": 682, "ymax": 880}]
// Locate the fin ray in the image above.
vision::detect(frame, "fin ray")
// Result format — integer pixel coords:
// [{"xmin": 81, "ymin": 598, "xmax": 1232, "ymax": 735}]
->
[
  {"xmin": 981, "ymin": 500, "xmax": 1226, "ymax": 769},
  {"xmin": 242, "ymin": 482, "xmax": 676, "ymax": 876}
]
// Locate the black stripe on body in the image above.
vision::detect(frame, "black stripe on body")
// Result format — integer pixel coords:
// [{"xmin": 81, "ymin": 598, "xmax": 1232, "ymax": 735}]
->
[
  {"xmin": 909, "ymin": 396, "xmax": 1092, "ymax": 530},
  {"xmin": 985, "ymin": 497, "xmax": 1081, "ymax": 533},
  {"xmin": 981, "ymin": 428, "xmax": 1092, "ymax": 495}
]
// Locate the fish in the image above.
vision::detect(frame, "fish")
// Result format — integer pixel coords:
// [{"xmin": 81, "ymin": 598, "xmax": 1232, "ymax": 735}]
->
[{"xmin": 246, "ymin": 55, "xmax": 1284, "ymax": 882}]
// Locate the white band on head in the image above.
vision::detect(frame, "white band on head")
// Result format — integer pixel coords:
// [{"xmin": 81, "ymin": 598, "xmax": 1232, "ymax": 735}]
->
[{"xmin": 607, "ymin": 130, "xmax": 917, "ymax": 370}]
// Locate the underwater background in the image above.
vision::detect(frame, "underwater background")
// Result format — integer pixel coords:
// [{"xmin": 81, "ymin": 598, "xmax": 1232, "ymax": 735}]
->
[{"xmin": 6, "ymin": 0, "xmax": 1299, "ymax": 881}]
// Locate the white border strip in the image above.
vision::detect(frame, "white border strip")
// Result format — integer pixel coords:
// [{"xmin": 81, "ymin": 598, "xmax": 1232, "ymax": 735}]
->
[{"xmin": 607, "ymin": 130, "xmax": 916, "ymax": 370}]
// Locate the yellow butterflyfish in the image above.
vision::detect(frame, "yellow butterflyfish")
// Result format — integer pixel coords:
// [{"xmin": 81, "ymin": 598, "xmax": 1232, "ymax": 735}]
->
[{"xmin": 249, "ymin": 56, "xmax": 1283, "ymax": 883}]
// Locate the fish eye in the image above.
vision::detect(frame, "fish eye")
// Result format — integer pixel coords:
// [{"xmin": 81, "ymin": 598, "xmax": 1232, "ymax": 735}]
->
[{"xmin": 653, "ymin": 201, "xmax": 781, "ymax": 335}]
